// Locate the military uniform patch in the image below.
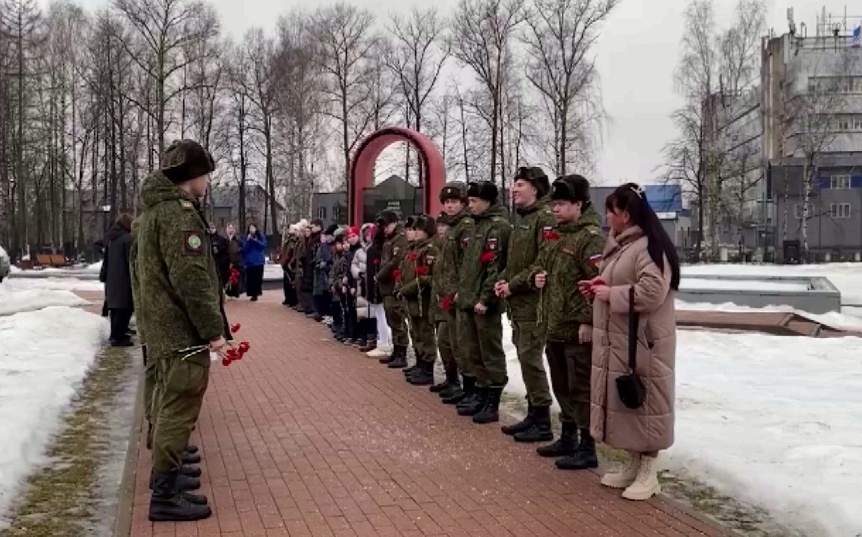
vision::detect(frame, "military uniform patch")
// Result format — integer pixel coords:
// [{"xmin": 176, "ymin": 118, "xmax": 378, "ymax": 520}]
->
[
  {"xmin": 179, "ymin": 199, "xmax": 194, "ymax": 210},
  {"xmin": 487, "ymin": 237, "xmax": 497, "ymax": 250},
  {"xmin": 562, "ymin": 247, "xmax": 575, "ymax": 256},
  {"xmin": 184, "ymin": 231, "xmax": 204, "ymax": 255},
  {"xmin": 426, "ymin": 255, "xmax": 435, "ymax": 265},
  {"xmin": 393, "ymin": 247, "xmax": 400, "ymax": 256}
]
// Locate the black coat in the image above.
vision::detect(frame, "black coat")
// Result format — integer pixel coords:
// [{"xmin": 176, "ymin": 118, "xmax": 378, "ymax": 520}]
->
[
  {"xmin": 211, "ymin": 232, "xmax": 231, "ymax": 288},
  {"xmin": 300, "ymin": 232, "xmax": 321, "ymax": 293},
  {"xmin": 364, "ymin": 240, "xmax": 383, "ymax": 305},
  {"xmin": 101, "ymin": 222, "xmax": 134, "ymax": 310}
]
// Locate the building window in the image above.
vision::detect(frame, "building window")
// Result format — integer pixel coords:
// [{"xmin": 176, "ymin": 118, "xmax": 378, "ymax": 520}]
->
[
  {"xmin": 794, "ymin": 203, "xmax": 803, "ymax": 219},
  {"xmin": 317, "ymin": 206, "xmax": 327, "ymax": 219},
  {"xmin": 333, "ymin": 206, "xmax": 345, "ymax": 222},
  {"xmin": 837, "ymin": 118, "xmax": 851, "ymax": 130},
  {"xmin": 831, "ymin": 203, "xmax": 851, "ymax": 219},
  {"xmin": 831, "ymin": 175, "xmax": 851, "ymax": 189},
  {"xmin": 854, "ymin": 78, "xmax": 862, "ymax": 92},
  {"xmin": 854, "ymin": 118, "xmax": 862, "ymax": 131}
]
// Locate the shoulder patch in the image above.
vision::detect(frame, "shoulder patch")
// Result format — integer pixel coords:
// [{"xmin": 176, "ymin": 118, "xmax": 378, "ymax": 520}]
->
[
  {"xmin": 183, "ymin": 231, "xmax": 204, "ymax": 255},
  {"xmin": 179, "ymin": 200, "xmax": 194, "ymax": 210}
]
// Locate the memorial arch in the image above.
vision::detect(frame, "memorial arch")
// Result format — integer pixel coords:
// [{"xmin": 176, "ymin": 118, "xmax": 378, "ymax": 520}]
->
[{"xmin": 348, "ymin": 127, "xmax": 446, "ymax": 226}]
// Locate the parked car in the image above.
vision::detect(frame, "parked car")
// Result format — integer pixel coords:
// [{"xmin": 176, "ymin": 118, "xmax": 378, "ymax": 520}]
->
[{"xmin": 0, "ymin": 245, "xmax": 10, "ymax": 283}]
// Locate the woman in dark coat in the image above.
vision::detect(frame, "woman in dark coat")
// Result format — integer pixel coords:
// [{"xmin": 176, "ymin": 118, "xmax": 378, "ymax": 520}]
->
[
  {"xmin": 301, "ymin": 220, "xmax": 323, "ymax": 319},
  {"xmin": 100, "ymin": 213, "xmax": 135, "ymax": 346},
  {"xmin": 209, "ymin": 223, "xmax": 231, "ymax": 290},
  {"xmin": 225, "ymin": 223, "xmax": 245, "ymax": 298},
  {"xmin": 241, "ymin": 223, "xmax": 267, "ymax": 301}
]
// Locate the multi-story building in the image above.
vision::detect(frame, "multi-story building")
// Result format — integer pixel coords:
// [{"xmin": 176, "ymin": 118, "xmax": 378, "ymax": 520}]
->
[{"xmin": 764, "ymin": 9, "xmax": 862, "ymax": 260}]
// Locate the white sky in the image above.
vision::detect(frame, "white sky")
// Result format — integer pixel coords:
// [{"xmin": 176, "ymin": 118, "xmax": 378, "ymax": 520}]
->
[{"xmin": 52, "ymin": 0, "xmax": 860, "ymax": 186}]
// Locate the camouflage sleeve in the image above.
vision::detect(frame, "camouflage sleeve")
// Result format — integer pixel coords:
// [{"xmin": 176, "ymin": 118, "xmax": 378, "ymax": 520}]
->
[
  {"xmin": 509, "ymin": 210, "xmax": 555, "ymax": 294},
  {"xmin": 578, "ymin": 229, "xmax": 605, "ymax": 282},
  {"xmin": 159, "ymin": 212, "xmax": 224, "ymax": 342},
  {"xmin": 528, "ymin": 239, "xmax": 553, "ymax": 290},
  {"xmin": 129, "ymin": 241, "xmax": 145, "ymax": 343},
  {"xmin": 479, "ymin": 220, "xmax": 511, "ymax": 306},
  {"xmin": 377, "ymin": 234, "xmax": 406, "ymax": 283}
]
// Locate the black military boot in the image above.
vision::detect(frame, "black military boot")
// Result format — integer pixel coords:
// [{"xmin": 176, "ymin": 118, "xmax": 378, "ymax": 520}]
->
[
  {"xmin": 387, "ymin": 346, "xmax": 408, "ymax": 369},
  {"xmin": 408, "ymin": 361, "xmax": 434, "ymax": 386},
  {"xmin": 555, "ymin": 429, "xmax": 599, "ymax": 470},
  {"xmin": 184, "ymin": 445, "xmax": 199, "ymax": 454},
  {"xmin": 148, "ymin": 469, "xmax": 212, "ymax": 521},
  {"xmin": 501, "ymin": 400, "xmax": 534, "ymax": 436},
  {"xmin": 513, "ymin": 405, "xmax": 554, "ymax": 443},
  {"xmin": 444, "ymin": 375, "xmax": 472, "ymax": 404},
  {"xmin": 149, "ymin": 469, "xmax": 206, "ymax": 503},
  {"xmin": 457, "ymin": 386, "xmax": 488, "ymax": 416},
  {"xmin": 180, "ymin": 465, "xmax": 202, "ymax": 478},
  {"xmin": 182, "ymin": 450, "xmax": 201, "ymax": 465},
  {"xmin": 435, "ymin": 369, "xmax": 460, "ymax": 395},
  {"xmin": 536, "ymin": 421, "xmax": 578, "ymax": 458},
  {"xmin": 379, "ymin": 345, "xmax": 399, "ymax": 364},
  {"xmin": 472, "ymin": 386, "xmax": 503, "ymax": 424},
  {"xmin": 454, "ymin": 377, "xmax": 478, "ymax": 409}
]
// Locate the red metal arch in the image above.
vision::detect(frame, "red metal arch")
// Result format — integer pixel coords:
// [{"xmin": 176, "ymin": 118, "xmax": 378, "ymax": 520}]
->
[{"xmin": 348, "ymin": 127, "xmax": 446, "ymax": 226}]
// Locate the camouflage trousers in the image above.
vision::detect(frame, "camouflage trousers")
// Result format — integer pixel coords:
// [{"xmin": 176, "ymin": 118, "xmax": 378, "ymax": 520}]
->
[
  {"xmin": 461, "ymin": 307, "xmax": 507, "ymax": 388},
  {"xmin": 408, "ymin": 312, "xmax": 437, "ymax": 364},
  {"xmin": 443, "ymin": 308, "xmax": 468, "ymax": 374},
  {"xmin": 143, "ymin": 345, "xmax": 157, "ymax": 450},
  {"xmin": 151, "ymin": 352, "xmax": 210, "ymax": 472},
  {"xmin": 545, "ymin": 340, "xmax": 591, "ymax": 427},
  {"xmin": 383, "ymin": 294, "xmax": 409, "ymax": 347},
  {"xmin": 511, "ymin": 321, "xmax": 553, "ymax": 407},
  {"xmin": 435, "ymin": 319, "xmax": 457, "ymax": 373}
]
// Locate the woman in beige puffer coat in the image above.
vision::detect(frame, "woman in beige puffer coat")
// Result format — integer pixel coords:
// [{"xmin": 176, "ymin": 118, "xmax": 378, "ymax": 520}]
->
[{"xmin": 585, "ymin": 183, "xmax": 680, "ymax": 502}]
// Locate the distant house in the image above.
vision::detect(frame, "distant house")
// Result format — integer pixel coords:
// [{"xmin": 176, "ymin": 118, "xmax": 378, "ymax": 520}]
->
[
  {"xmin": 591, "ymin": 184, "xmax": 693, "ymax": 250},
  {"xmin": 210, "ymin": 185, "xmax": 285, "ymax": 235}
]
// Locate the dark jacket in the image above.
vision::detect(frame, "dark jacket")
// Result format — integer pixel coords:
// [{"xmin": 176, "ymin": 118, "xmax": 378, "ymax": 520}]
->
[
  {"xmin": 364, "ymin": 240, "xmax": 383, "ymax": 304},
  {"xmin": 376, "ymin": 226, "xmax": 408, "ymax": 296},
  {"xmin": 301, "ymin": 232, "xmax": 320, "ymax": 293},
  {"xmin": 313, "ymin": 240, "xmax": 333, "ymax": 296},
  {"xmin": 101, "ymin": 221, "xmax": 134, "ymax": 311},
  {"xmin": 227, "ymin": 234, "xmax": 243, "ymax": 266},
  {"xmin": 211, "ymin": 232, "xmax": 231, "ymax": 288}
]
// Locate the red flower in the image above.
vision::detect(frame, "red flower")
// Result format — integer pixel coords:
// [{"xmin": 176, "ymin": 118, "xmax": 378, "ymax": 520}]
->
[
  {"xmin": 238, "ymin": 341, "xmax": 250, "ymax": 353},
  {"xmin": 392, "ymin": 268, "xmax": 401, "ymax": 281},
  {"xmin": 415, "ymin": 265, "xmax": 427, "ymax": 276},
  {"xmin": 230, "ymin": 323, "xmax": 241, "ymax": 333},
  {"xmin": 543, "ymin": 230, "xmax": 560, "ymax": 241},
  {"xmin": 480, "ymin": 251, "xmax": 495, "ymax": 265},
  {"xmin": 406, "ymin": 252, "xmax": 418, "ymax": 261},
  {"xmin": 372, "ymin": 259, "xmax": 380, "ymax": 266},
  {"xmin": 441, "ymin": 295, "xmax": 454, "ymax": 310},
  {"xmin": 222, "ymin": 356, "xmax": 232, "ymax": 367}
]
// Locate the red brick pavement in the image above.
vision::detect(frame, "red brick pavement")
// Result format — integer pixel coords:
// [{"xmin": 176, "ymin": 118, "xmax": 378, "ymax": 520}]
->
[{"xmin": 127, "ymin": 292, "xmax": 731, "ymax": 537}]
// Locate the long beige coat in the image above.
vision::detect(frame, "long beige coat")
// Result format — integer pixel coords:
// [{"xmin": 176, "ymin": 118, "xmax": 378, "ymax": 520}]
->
[{"xmin": 590, "ymin": 225, "xmax": 676, "ymax": 452}]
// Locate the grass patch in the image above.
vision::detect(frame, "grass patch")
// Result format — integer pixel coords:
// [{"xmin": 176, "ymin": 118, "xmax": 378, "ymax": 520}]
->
[{"xmin": 2, "ymin": 346, "xmax": 134, "ymax": 537}]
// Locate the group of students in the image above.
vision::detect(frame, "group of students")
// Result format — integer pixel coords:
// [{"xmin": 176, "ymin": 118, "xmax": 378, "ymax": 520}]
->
[{"xmin": 281, "ymin": 167, "xmax": 681, "ymax": 503}]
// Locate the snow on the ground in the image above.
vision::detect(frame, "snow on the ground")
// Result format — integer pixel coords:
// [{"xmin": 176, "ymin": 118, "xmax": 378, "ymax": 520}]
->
[
  {"xmin": 86, "ymin": 261, "xmax": 102, "ymax": 273},
  {"xmin": 503, "ymin": 262, "xmax": 862, "ymax": 537},
  {"xmin": 1, "ymin": 277, "xmax": 103, "ymax": 293},
  {"xmin": 0, "ymin": 306, "xmax": 107, "ymax": 522},
  {"xmin": 0, "ymin": 284, "xmax": 89, "ymax": 316}
]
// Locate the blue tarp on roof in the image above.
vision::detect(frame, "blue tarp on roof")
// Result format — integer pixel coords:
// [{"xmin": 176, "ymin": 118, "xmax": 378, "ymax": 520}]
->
[{"xmin": 644, "ymin": 185, "xmax": 683, "ymax": 213}]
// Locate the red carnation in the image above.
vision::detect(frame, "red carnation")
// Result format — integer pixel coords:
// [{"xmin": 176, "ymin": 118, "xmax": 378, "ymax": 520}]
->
[
  {"xmin": 406, "ymin": 252, "xmax": 418, "ymax": 261},
  {"xmin": 441, "ymin": 295, "xmax": 454, "ymax": 310},
  {"xmin": 543, "ymin": 230, "xmax": 560, "ymax": 241},
  {"xmin": 373, "ymin": 259, "xmax": 380, "ymax": 266},
  {"xmin": 480, "ymin": 251, "xmax": 495, "ymax": 265},
  {"xmin": 392, "ymin": 268, "xmax": 402, "ymax": 281},
  {"xmin": 230, "ymin": 323, "xmax": 241, "ymax": 333},
  {"xmin": 415, "ymin": 265, "xmax": 427, "ymax": 276},
  {"xmin": 222, "ymin": 356, "xmax": 232, "ymax": 367}
]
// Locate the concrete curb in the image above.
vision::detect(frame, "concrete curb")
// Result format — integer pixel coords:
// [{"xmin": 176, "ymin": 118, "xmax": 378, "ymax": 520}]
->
[{"xmin": 112, "ymin": 354, "xmax": 145, "ymax": 537}]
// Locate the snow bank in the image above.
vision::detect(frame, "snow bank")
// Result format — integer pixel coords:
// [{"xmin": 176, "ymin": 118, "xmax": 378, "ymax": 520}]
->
[
  {"xmin": 0, "ymin": 306, "xmax": 108, "ymax": 520},
  {"xmin": 86, "ymin": 261, "xmax": 102, "ymax": 273},
  {"xmin": 1, "ymin": 277, "xmax": 103, "ymax": 293},
  {"xmin": 668, "ymin": 330, "xmax": 862, "ymax": 537},
  {"xmin": 0, "ymin": 285, "xmax": 89, "ymax": 316}
]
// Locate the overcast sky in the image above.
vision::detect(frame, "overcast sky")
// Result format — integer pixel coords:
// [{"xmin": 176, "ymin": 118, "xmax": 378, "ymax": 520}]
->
[{"xmin": 56, "ymin": 0, "xmax": 859, "ymax": 186}]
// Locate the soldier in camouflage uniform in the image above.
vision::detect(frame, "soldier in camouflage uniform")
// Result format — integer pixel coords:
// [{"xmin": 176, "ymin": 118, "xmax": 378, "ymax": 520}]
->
[
  {"xmin": 530, "ymin": 175, "xmax": 604, "ymax": 471},
  {"xmin": 436, "ymin": 183, "xmax": 473, "ymax": 404},
  {"xmin": 456, "ymin": 181, "xmax": 512, "ymax": 424},
  {"xmin": 494, "ymin": 167, "xmax": 555, "ymax": 443},
  {"xmin": 136, "ymin": 139, "xmax": 224, "ymax": 521},
  {"xmin": 428, "ymin": 212, "xmax": 457, "ymax": 394},
  {"xmin": 375, "ymin": 211, "xmax": 410, "ymax": 368},
  {"xmin": 397, "ymin": 215, "xmax": 441, "ymax": 386}
]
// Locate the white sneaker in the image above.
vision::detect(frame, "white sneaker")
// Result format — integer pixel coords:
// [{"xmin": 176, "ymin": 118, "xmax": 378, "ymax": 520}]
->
[
  {"xmin": 367, "ymin": 345, "xmax": 391, "ymax": 357},
  {"xmin": 621, "ymin": 454, "xmax": 661, "ymax": 501},
  {"xmin": 601, "ymin": 452, "xmax": 640, "ymax": 489},
  {"xmin": 323, "ymin": 316, "xmax": 333, "ymax": 326}
]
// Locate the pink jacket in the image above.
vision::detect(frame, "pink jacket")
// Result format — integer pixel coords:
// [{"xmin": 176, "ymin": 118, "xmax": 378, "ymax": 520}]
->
[{"xmin": 590, "ymin": 225, "xmax": 676, "ymax": 452}]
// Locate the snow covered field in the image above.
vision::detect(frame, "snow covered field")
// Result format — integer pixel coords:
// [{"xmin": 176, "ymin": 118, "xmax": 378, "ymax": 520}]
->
[
  {"xmin": 503, "ymin": 262, "xmax": 862, "ymax": 537},
  {"xmin": 0, "ymin": 279, "xmax": 107, "ymax": 524}
]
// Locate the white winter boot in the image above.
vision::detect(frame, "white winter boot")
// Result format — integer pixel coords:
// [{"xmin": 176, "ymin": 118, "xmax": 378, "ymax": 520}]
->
[
  {"xmin": 621, "ymin": 454, "xmax": 661, "ymax": 501},
  {"xmin": 601, "ymin": 452, "xmax": 640, "ymax": 489},
  {"xmin": 367, "ymin": 344, "xmax": 391, "ymax": 358}
]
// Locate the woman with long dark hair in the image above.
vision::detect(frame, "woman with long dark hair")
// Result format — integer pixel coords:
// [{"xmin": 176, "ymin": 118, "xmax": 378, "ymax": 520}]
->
[
  {"xmin": 241, "ymin": 223, "xmax": 267, "ymax": 301},
  {"xmin": 585, "ymin": 182, "xmax": 680, "ymax": 502},
  {"xmin": 364, "ymin": 223, "xmax": 391, "ymax": 357}
]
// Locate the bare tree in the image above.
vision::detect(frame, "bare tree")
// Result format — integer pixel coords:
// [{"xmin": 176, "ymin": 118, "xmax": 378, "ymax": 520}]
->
[
  {"xmin": 224, "ymin": 41, "xmax": 252, "ymax": 231},
  {"xmin": 521, "ymin": 0, "xmax": 616, "ymax": 175},
  {"xmin": 113, "ymin": 0, "xmax": 219, "ymax": 157},
  {"xmin": 452, "ymin": 0, "xmax": 523, "ymax": 184},
  {"xmin": 313, "ymin": 3, "xmax": 376, "ymax": 189}
]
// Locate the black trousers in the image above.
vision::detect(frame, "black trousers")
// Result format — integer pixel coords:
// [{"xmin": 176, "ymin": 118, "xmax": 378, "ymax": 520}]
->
[
  {"xmin": 246, "ymin": 265, "xmax": 264, "ymax": 297},
  {"xmin": 109, "ymin": 308, "xmax": 133, "ymax": 342},
  {"xmin": 282, "ymin": 271, "xmax": 298, "ymax": 306}
]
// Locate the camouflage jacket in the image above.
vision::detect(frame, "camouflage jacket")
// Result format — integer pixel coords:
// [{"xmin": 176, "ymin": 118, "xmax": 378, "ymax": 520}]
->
[
  {"xmin": 429, "ymin": 231, "xmax": 448, "ymax": 321},
  {"xmin": 395, "ymin": 237, "xmax": 440, "ymax": 317},
  {"xmin": 376, "ymin": 226, "xmax": 408, "ymax": 296},
  {"xmin": 437, "ymin": 210, "xmax": 473, "ymax": 302},
  {"xmin": 529, "ymin": 205, "xmax": 604, "ymax": 341},
  {"xmin": 457, "ymin": 205, "xmax": 511, "ymax": 311},
  {"xmin": 500, "ymin": 197, "xmax": 555, "ymax": 321},
  {"xmin": 135, "ymin": 171, "xmax": 224, "ymax": 364},
  {"xmin": 129, "ymin": 218, "xmax": 144, "ymax": 344}
]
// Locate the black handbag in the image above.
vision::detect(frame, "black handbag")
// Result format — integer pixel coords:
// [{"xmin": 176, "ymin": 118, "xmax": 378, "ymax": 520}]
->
[{"xmin": 615, "ymin": 286, "xmax": 646, "ymax": 409}]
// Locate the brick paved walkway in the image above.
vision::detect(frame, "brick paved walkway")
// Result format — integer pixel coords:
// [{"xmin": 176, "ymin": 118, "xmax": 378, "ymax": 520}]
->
[{"xmin": 127, "ymin": 292, "xmax": 730, "ymax": 537}]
